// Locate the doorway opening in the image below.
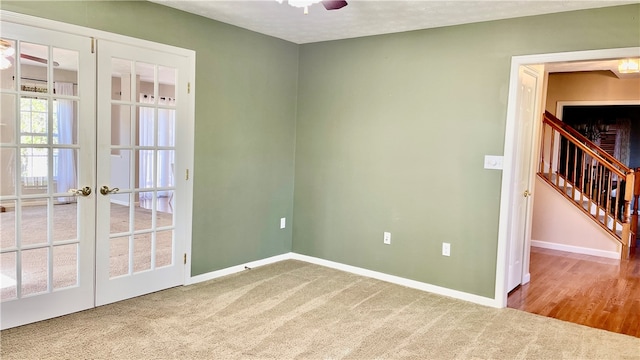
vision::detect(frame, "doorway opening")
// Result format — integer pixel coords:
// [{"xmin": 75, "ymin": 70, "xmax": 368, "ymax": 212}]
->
[{"xmin": 498, "ymin": 47, "xmax": 640, "ymax": 336}]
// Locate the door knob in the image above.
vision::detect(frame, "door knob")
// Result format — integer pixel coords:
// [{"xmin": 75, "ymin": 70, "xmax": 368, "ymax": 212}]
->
[
  {"xmin": 523, "ymin": 190, "xmax": 532, "ymax": 198},
  {"xmin": 69, "ymin": 187, "xmax": 92, "ymax": 197},
  {"xmin": 100, "ymin": 186, "xmax": 120, "ymax": 195}
]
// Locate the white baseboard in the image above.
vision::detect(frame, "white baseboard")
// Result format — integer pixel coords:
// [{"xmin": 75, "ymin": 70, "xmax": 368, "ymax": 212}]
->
[
  {"xmin": 531, "ymin": 240, "xmax": 620, "ymax": 259},
  {"xmin": 186, "ymin": 253, "xmax": 500, "ymax": 308},
  {"xmin": 290, "ymin": 253, "xmax": 500, "ymax": 308},
  {"xmin": 522, "ymin": 272, "xmax": 531, "ymax": 285},
  {"xmin": 185, "ymin": 253, "xmax": 293, "ymax": 285}
]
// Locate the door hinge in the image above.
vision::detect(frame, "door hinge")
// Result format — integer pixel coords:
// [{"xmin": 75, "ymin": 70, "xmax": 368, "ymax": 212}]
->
[
  {"xmin": 185, "ymin": 169, "xmax": 189, "ymax": 180},
  {"xmin": 184, "ymin": 253, "xmax": 187, "ymax": 265},
  {"xmin": 91, "ymin": 38, "xmax": 95, "ymax": 54},
  {"xmin": 187, "ymin": 82, "xmax": 191, "ymax": 94}
]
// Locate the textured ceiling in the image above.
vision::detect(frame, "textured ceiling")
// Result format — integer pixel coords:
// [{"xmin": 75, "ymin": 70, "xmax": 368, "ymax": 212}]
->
[{"xmin": 150, "ymin": 0, "xmax": 638, "ymax": 44}]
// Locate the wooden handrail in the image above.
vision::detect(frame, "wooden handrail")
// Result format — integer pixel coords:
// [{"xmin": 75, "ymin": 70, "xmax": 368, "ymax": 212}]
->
[
  {"xmin": 540, "ymin": 111, "xmax": 634, "ymax": 259},
  {"xmin": 544, "ymin": 111, "xmax": 629, "ymax": 172},
  {"xmin": 542, "ymin": 112, "xmax": 628, "ymax": 179}
]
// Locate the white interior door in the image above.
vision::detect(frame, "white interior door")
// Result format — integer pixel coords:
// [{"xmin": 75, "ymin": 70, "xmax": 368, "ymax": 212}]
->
[
  {"xmin": 2, "ymin": 17, "xmax": 194, "ymax": 328},
  {"xmin": 507, "ymin": 66, "xmax": 540, "ymax": 292},
  {"xmin": 0, "ymin": 23, "xmax": 96, "ymax": 329},
  {"xmin": 95, "ymin": 40, "xmax": 189, "ymax": 306}
]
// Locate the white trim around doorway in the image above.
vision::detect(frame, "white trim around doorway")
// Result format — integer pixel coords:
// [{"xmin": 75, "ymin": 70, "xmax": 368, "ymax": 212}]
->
[{"xmin": 495, "ymin": 46, "xmax": 640, "ymax": 308}]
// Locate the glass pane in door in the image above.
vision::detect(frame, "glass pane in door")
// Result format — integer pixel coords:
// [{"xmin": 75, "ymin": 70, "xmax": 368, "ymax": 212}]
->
[
  {"xmin": 20, "ymin": 198, "xmax": 48, "ymax": 246},
  {"xmin": 111, "ymin": 58, "xmax": 133, "ymax": 102},
  {"xmin": 111, "ymin": 104, "xmax": 132, "ymax": 147},
  {"xmin": 136, "ymin": 62, "xmax": 156, "ymax": 96},
  {"xmin": 135, "ymin": 191, "xmax": 153, "ymax": 231},
  {"xmin": 1, "ymin": 94, "xmax": 16, "ymax": 143},
  {"xmin": 0, "ymin": 39, "xmax": 16, "ymax": 90},
  {"xmin": 109, "ymin": 236, "xmax": 129, "ymax": 278},
  {"xmin": 155, "ymin": 230, "xmax": 173, "ymax": 268},
  {"xmin": 0, "ymin": 148, "xmax": 16, "ymax": 197},
  {"xmin": 133, "ymin": 233, "xmax": 152, "ymax": 273},
  {"xmin": 19, "ymin": 42, "xmax": 49, "ymax": 93},
  {"xmin": 0, "ymin": 200, "xmax": 16, "ymax": 250},
  {"xmin": 0, "ymin": 251, "xmax": 17, "ymax": 300},
  {"xmin": 53, "ymin": 202, "xmax": 78, "ymax": 243},
  {"xmin": 53, "ymin": 47, "xmax": 78, "ymax": 95},
  {"xmin": 53, "ymin": 244, "xmax": 77, "ymax": 289},
  {"xmin": 21, "ymin": 247, "xmax": 48, "ymax": 296}
]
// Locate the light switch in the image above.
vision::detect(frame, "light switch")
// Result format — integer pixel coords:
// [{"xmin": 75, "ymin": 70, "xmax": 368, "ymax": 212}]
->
[{"xmin": 484, "ymin": 155, "xmax": 503, "ymax": 170}]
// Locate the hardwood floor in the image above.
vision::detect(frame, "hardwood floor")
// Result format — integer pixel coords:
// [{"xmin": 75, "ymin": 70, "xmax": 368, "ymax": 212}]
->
[{"xmin": 508, "ymin": 246, "xmax": 640, "ymax": 337}]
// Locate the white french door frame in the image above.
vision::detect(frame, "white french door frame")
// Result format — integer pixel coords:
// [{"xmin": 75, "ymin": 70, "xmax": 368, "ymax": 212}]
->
[
  {"xmin": 1, "ymin": 10, "xmax": 196, "ymax": 321},
  {"xmin": 495, "ymin": 46, "xmax": 640, "ymax": 308}
]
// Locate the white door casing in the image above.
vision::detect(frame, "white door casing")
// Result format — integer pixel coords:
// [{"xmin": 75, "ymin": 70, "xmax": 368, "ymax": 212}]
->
[{"xmin": 496, "ymin": 47, "xmax": 640, "ymax": 308}]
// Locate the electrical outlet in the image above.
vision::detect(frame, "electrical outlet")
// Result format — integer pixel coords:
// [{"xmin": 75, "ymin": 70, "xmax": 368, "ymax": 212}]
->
[
  {"xmin": 280, "ymin": 218, "xmax": 286, "ymax": 229},
  {"xmin": 383, "ymin": 232, "xmax": 391, "ymax": 245},
  {"xmin": 442, "ymin": 242, "xmax": 451, "ymax": 257}
]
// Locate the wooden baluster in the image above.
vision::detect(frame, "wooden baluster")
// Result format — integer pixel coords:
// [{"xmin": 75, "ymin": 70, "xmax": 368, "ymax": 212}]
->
[
  {"xmin": 609, "ymin": 179, "xmax": 624, "ymax": 233},
  {"xmin": 587, "ymin": 161, "xmax": 594, "ymax": 213},
  {"xmin": 551, "ymin": 129, "xmax": 557, "ymax": 186},
  {"xmin": 596, "ymin": 165, "xmax": 603, "ymax": 225},
  {"xmin": 539, "ymin": 122, "xmax": 546, "ymax": 174},
  {"xmin": 579, "ymin": 151, "xmax": 586, "ymax": 208},
  {"xmin": 563, "ymin": 141, "xmax": 570, "ymax": 194},
  {"xmin": 571, "ymin": 146, "xmax": 578, "ymax": 200},
  {"xmin": 609, "ymin": 173, "xmax": 615, "ymax": 235}
]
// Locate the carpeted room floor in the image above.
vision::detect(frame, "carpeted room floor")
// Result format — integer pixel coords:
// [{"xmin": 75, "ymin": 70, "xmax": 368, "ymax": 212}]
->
[{"xmin": 2, "ymin": 260, "xmax": 639, "ymax": 359}]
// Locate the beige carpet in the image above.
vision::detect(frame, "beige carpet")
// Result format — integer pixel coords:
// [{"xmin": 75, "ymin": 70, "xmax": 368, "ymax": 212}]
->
[{"xmin": 2, "ymin": 260, "xmax": 639, "ymax": 359}]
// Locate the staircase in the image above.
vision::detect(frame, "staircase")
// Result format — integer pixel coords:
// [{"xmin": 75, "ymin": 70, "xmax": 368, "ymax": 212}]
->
[{"xmin": 538, "ymin": 111, "xmax": 638, "ymax": 259}]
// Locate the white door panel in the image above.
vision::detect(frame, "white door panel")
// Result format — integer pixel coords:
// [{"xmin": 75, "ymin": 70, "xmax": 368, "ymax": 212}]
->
[
  {"xmin": 507, "ymin": 66, "xmax": 539, "ymax": 293},
  {"xmin": 95, "ymin": 40, "xmax": 187, "ymax": 306},
  {"xmin": 0, "ymin": 23, "xmax": 96, "ymax": 329}
]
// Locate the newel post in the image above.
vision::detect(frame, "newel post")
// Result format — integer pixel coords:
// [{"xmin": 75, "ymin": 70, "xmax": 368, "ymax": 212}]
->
[
  {"xmin": 631, "ymin": 168, "xmax": 640, "ymax": 250},
  {"xmin": 621, "ymin": 170, "xmax": 635, "ymax": 260}
]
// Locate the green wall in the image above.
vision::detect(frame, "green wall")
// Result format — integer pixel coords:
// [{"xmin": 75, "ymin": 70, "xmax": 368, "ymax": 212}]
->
[
  {"xmin": 2, "ymin": 2, "xmax": 639, "ymax": 298},
  {"xmin": 293, "ymin": 5, "xmax": 640, "ymax": 298},
  {"xmin": 0, "ymin": 1, "xmax": 299, "ymax": 275}
]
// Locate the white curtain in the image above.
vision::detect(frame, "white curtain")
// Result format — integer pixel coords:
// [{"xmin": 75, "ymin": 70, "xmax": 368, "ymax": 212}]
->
[
  {"xmin": 139, "ymin": 95, "xmax": 154, "ymax": 199},
  {"xmin": 139, "ymin": 95, "xmax": 175, "ymax": 199},
  {"xmin": 55, "ymin": 82, "xmax": 76, "ymax": 202},
  {"xmin": 157, "ymin": 97, "xmax": 175, "ymax": 198}
]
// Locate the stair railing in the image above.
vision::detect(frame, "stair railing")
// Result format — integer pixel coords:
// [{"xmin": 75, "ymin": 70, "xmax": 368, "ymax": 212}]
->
[{"xmin": 539, "ymin": 111, "xmax": 634, "ymax": 259}]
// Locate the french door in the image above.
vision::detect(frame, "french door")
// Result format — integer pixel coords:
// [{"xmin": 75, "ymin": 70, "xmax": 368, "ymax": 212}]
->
[
  {"xmin": 95, "ymin": 40, "xmax": 188, "ymax": 306},
  {"xmin": 0, "ymin": 23, "xmax": 96, "ymax": 329},
  {"xmin": 1, "ymin": 21, "xmax": 192, "ymax": 329}
]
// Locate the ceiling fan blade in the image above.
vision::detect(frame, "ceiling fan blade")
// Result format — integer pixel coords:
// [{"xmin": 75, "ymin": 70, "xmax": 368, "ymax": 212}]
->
[
  {"xmin": 321, "ymin": 0, "xmax": 348, "ymax": 10},
  {"xmin": 20, "ymin": 53, "xmax": 59, "ymax": 67}
]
